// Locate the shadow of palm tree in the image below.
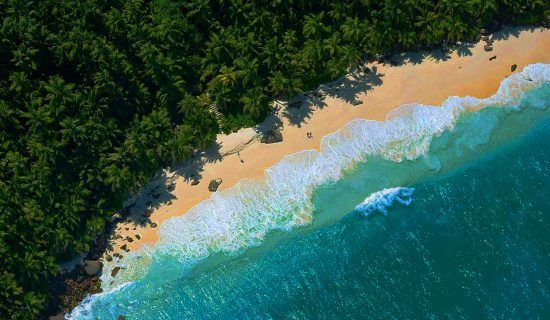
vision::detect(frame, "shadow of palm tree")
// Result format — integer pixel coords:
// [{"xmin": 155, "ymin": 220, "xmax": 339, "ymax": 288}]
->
[
  {"xmin": 454, "ymin": 42, "xmax": 475, "ymax": 57},
  {"xmin": 281, "ymin": 66, "xmax": 384, "ymax": 126}
]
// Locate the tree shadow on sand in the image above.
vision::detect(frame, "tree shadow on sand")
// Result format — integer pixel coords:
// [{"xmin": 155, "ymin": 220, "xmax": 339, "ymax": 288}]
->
[{"xmin": 281, "ymin": 65, "xmax": 384, "ymax": 127}]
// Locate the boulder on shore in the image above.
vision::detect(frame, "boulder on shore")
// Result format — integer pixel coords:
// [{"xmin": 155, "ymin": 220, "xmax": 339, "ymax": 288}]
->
[
  {"xmin": 208, "ymin": 178, "xmax": 223, "ymax": 192},
  {"xmin": 111, "ymin": 266, "xmax": 121, "ymax": 277},
  {"xmin": 83, "ymin": 260, "xmax": 102, "ymax": 276},
  {"xmin": 260, "ymin": 130, "xmax": 283, "ymax": 144},
  {"xmin": 484, "ymin": 45, "xmax": 493, "ymax": 52},
  {"xmin": 480, "ymin": 28, "xmax": 490, "ymax": 35},
  {"xmin": 511, "ymin": 64, "xmax": 517, "ymax": 72}
]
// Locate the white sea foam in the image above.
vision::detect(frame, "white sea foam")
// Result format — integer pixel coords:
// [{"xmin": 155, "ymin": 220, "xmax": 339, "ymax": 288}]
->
[
  {"xmin": 95, "ymin": 63, "xmax": 549, "ymax": 291},
  {"xmin": 355, "ymin": 187, "xmax": 415, "ymax": 216}
]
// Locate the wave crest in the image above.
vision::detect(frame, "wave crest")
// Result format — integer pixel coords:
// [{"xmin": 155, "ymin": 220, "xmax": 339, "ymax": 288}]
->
[{"xmin": 355, "ymin": 187, "xmax": 415, "ymax": 216}]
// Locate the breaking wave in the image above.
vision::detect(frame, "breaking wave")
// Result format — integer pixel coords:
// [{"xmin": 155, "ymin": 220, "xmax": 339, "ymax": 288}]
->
[{"xmin": 355, "ymin": 187, "xmax": 415, "ymax": 216}]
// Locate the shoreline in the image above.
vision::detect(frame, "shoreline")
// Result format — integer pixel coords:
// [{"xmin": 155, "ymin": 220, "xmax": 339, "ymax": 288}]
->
[{"xmin": 109, "ymin": 26, "xmax": 549, "ymax": 256}]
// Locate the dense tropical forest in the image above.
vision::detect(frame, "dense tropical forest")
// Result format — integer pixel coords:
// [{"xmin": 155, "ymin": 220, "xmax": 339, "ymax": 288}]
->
[{"xmin": 0, "ymin": 0, "xmax": 547, "ymax": 318}]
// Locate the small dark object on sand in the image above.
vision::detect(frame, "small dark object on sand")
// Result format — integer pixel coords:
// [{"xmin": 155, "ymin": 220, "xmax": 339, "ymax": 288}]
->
[
  {"xmin": 151, "ymin": 222, "xmax": 158, "ymax": 228},
  {"xmin": 208, "ymin": 178, "xmax": 223, "ymax": 191},
  {"xmin": 489, "ymin": 55, "xmax": 497, "ymax": 61},
  {"xmin": 484, "ymin": 45, "xmax": 493, "ymax": 52},
  {"xmin": 511, "ymin": 64, "xmax": 517, "ymax": 72},
  {"xmin": 191, "ymin": 180, "xmax": 200, "ymax": 186}
]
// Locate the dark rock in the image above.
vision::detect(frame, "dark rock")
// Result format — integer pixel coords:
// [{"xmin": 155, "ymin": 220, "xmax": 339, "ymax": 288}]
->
[
  {"xmin": 351, "ymin": 100, "xmax": 363, "ymax": 106},
  {"xmin": 481, "ymin": 35, "xmax": 489, "ymax": 41},
  {"xmin": 118, "ymin": 255, "xmax": 123, "ymax": 259},
  {"xmin": 167, "ymin": 183, "xmax": 175, "ymax": 191},
  {"xmin": 191, "ymin": 180, "xmax": 200, "ymax": 186},
  {"xmin": 120, "ymin": 244, "xmax": 128, "ymax": 252},
  {"xmin": 486, "ymin": 38, "xmax": 494, "ymax": 45},
  {"xmin": 135, "ymin": 234, "xmax": 141, "ymax": 240},
  {"xmin": 151, "ymin": 223, "xmax": 158, "ymax": 228},
  {"xmin": 126, "ymin": 236, "xmax": 133, "ymax": 242},
  {"xmin": 208, "ymin": 178, "xmax": 223, "ymax": 192},
  {"xmin": 480, "ymin": 28, "xmax": 490, "ymax": 35},
  {"xmin": 167, "ymin": 200, "xmax": 173, "ymax": 205},
  {"xmin": 111, "ymin": 266, "xmax": 121, "ymax": 277},
  {"xmin": 143, "ymin": 210, "xmax": 151, "ymax": 218},
  {"xmin": 260, "ymin": 130, "xmax": 283, "ymax": 144},
  {"xmin": 489, "ymin": 55, "xmax": 497, "ymax": 61},
  {"xmin": 484, "ymin": 45, "xmax": 493, "ymax": 52},
  {"xmin": 511, "ymin": 64, "xmax": 517, "ymax": 72},
  {"xmin": 115, "ymin": 234, "xmax": 123, "ymax": 240},
  {"xmin": 83, "ymin": 260, "xmax": 102, "ymax": 276},
  {"xmin": 113, "ymin": 252, "xmax": 120, "ymax": 257},
  {"xmin": 124, "ymin": 227, "xmax": 129, "ymax": 231},
  {"xmin": 57, "ymin": 276, "xmax": 101, "ymax": 314},
  {"xmin": 105, "ymin": 255, "xmax": 112, "ymax": 262},
  {"xmin": 474, "ymin": 34, "xmax": 482, "ymax": 42}
]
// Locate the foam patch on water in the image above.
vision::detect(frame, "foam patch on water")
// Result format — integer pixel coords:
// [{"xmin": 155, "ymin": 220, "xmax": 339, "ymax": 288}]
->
[
  {"xmin": 355, "ymin": 187, "xmax": 415, "ymax": 216},
  {"xmin": 93, "ymin": 64, "xmax": 549, "ymax": 294}
]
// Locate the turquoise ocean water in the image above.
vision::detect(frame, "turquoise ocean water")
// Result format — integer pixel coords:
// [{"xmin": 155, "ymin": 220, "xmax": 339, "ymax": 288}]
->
[{"xmin": 71, "ymin": 64, "xmax": 549, "ymax": 319}]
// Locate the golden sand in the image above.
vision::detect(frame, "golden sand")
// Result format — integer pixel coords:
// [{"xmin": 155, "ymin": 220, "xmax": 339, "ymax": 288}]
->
[{"xmin": 110, "ymin": 26, "xmax": 549, "ymax": 255}]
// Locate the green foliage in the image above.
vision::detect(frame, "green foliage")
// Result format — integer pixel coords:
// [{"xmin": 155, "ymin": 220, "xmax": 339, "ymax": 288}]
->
[{"xmin": 0, "ymin": 0, "xmax": 546, "ymax": 317}]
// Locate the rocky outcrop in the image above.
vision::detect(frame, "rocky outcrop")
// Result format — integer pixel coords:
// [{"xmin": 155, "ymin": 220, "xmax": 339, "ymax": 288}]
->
[
  {"xmin": 83, "ymin": 260, "xmax": 102, "ymax": 276},
  {"xmin": 260, "ymin": 130, "xmax": 283, "ymax": 144}
]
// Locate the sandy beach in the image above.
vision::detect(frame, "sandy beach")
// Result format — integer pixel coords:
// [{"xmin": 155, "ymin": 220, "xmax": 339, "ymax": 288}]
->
[{"xmin": 110, "ymin": 26, "xmax": 549, "ymax": 255}]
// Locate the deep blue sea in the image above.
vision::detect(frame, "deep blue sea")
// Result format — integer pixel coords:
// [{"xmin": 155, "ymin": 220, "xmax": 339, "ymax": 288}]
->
[{"xmin": 71, "ymin": 64, "xmax": 549, "ymax": 319}]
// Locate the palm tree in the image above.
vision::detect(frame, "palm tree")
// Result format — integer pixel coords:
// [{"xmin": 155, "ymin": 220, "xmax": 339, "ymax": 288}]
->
[
  {"xmin": 303, "ymin": 12, "xmax": 327, "ymax": 39},
  {"xmin": 341, "ymin": 16, "xmax": 365, "ymax": 45},
  {"xmin": 323, "ymin": 34, "xmax": 341, "ymax": 57},
  {"xmin": 216, "ymin": 66, "xmax": 237, "ymax": 86}
]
